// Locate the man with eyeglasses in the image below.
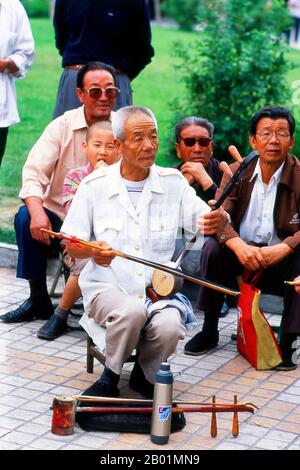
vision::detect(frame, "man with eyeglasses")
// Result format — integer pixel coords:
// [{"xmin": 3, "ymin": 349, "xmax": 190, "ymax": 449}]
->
[
  {"xmin": 0, "ymin": 62, "xmax": 117, "ymax": 324},
  {"xmin": 184, "ymin": 105, "xmax": 300, "ymax": 371},
  {"xmin": 52, "ymin": 0, "xmax": 154, "ymax": 118}
]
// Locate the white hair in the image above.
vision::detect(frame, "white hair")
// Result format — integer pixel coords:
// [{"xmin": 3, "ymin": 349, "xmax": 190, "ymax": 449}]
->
[{"xmin": 112, "ymin": 106, "xmax": 158, "ymax": 140}]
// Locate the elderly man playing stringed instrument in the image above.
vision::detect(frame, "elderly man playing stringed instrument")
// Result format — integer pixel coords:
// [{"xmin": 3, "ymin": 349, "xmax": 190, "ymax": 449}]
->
[{"xmin": 61, "ymin": 106, "xmax": 230, "ymax": 398}]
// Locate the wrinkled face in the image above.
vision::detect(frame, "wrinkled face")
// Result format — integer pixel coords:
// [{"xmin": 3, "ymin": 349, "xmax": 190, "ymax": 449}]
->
[
  {"xmin": 176, "ymin": 125, "xmax": 213, "ymax": 168},
  {"xmin": 249, "ymin": 117, "xmax": 294, "ymax": 167},
  {"xmin": 116, "ymin": 113, "xmax": 158, "ymax": 172},
  {"xmin": 82, "ymin": 129, "xmax": 120, "ymax": 168},
  {"xmin": 76, "ymin": 70, "xmax": 116, "ymax": 124}
]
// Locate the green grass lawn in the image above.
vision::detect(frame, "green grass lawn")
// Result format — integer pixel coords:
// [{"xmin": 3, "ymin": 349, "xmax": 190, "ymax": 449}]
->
[{"xmin": 1, "ymin": 18, "xmax": 300, "ymax": 243}]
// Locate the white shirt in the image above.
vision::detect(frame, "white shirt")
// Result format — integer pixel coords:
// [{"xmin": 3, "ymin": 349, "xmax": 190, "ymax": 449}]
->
[
  {"xmin": 239, "ymin": 160, "xmax": 284, "ymax": 246},
  {"xmin": 61, "ymin": 161, "xmax": 209, "ymax": 313},
  {"xmin": 0, "ymin": 0, "xmax": 35, "ymax": 127}
]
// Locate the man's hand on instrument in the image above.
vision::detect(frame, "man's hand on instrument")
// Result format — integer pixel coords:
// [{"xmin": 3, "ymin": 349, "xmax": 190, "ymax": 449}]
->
[
  {"xmin": 198, "ymin": 202, "xmax": 228, "ymax": 235},
  {"xmin": 91, "ymin": 241, "xmax": 116, "ymax": 267}
]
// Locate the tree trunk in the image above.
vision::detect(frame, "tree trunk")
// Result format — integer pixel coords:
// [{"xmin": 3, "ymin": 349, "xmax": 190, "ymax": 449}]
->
[
  {"xmin": 154, "ymin": 0, "xmax": 162, "ymax": 23},
  {"xmin": 49, "ymin": 0, "xmax": 56, "ymax": 20}
]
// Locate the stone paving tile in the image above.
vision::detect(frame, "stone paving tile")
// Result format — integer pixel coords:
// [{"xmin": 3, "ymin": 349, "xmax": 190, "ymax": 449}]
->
[{"xmin": 1, "ymin": 267, "xmax": 300, "ymax": 451}]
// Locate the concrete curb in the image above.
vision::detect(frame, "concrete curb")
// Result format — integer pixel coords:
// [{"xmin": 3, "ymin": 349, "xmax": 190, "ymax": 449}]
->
[
  {"xmin": 0, "ymin": 242, "xmax": 59, "ymax": 275},
  {"xmin": 0, "ymin": 242, "xmax": 18, "ymax": 269}
]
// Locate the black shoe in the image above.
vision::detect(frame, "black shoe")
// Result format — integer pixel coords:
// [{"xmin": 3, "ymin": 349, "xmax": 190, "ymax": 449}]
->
[
  {"xmin": 37, "ymin": 314, "xmax": 68, "ymax": 340},
  {"xmin": 275, "ymin": 360, "xmax": 297, "ymax": 371},
  {"xmin": 80, "ymin": 379, "xmax": 120, "ymax": 399},
  {"xmin": 129, "ymin": 361, "xmax": 154, "ymax": 398},
  {"xmin": 276, "ymin": 334, "xmax": 298, "ymax": 371},
  {"xmin": 184, "ymin": 330, "xmax": 219, "ymax": 356},
  {"xmin": 0, "ymin": 298, "xmax": 53, "ymax": 323}
]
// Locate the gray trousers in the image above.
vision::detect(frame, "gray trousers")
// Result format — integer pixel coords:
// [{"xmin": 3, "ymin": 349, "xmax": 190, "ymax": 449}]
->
[
  {"xmin": 89, "ymin": 289, "xmax": 186, "ymax": 383},
  {"xmin": 53, "ymin": 69, "xmax": 133, "ymax": 119}
]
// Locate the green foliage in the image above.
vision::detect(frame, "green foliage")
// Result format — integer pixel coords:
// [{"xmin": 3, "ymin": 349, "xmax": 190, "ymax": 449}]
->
[
  {"xmin": 21, "ymin": 0, "xmax": 49, "ymax": 18},
  {"xmin": 162, "ymin": 0, "xmax": 201, "ymax": 31},
  {"xmin": 173, "ymin": 0, "xmax": 294, "ymax": 159}
]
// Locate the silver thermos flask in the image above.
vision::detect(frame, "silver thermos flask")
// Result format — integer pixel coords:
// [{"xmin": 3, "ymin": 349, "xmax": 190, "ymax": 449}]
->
[{"xmin": 150, "ymin": 362, "xmax": 173, "ymax": 445}]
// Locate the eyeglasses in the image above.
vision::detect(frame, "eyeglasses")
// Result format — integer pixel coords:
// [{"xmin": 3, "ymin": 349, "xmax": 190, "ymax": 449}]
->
[
  {"xmin": 256, "ymin": 130, "xmax": 290, "ymax": 141},
  {"xmin": 180, "ymin": 137, "xmax": 212, "ymax": 147},
  {"xmin": 83, "ymin": 86, "xmax": 120, "ymax": 99}
]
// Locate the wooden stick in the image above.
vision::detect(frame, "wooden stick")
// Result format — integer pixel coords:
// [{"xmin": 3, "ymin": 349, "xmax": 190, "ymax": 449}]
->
[
  {"xmin": 210, "ymin": 395, "xmax": 217, "ymax": 438},
  {"xmin": 76, "ymin": 404, "xmax": 256, "ymax": 414},
  {"xmin": 41, "ymin": 228, "xmax": 240, "ymax": 296},
  {"xmin": 232, "ymin": 394, "xmax": 239, "ymax": 437},
  {"xmin": 228, "ymin": 145, "xmax": 243, "ymax": 163},
  {"xmin": 284, "ymin": 280, "xmax": 300, "ymax": 286},
  {"xmin": 219, "ymin": 161, "xmax": 233, "ymax": 178},
  {"xmin": 73, "ymin": 394, "xmax": 256, "ymax": 408}
]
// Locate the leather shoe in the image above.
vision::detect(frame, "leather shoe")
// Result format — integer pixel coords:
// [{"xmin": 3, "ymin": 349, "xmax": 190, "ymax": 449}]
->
[
  {"xmin": 37, "ymin": 314, "xmax": 68, "ymax": 340},
  {"xmin": 0, "ymin": 298, "xmax": 53, "ymax": 323},
  {"xmin": 81, "ymin": 379, "xmax": 120, "ymax": 399},
  {"xmin": 129, "ymin": 361, "xmax": 154, "ymax": 398},
  {"xmin": 275, "ymin": 361, "xmax": 297, "ymax": 371},
  {"xmin": 184, "ymin": 330, "xmax": 219, "ymax": 356}
]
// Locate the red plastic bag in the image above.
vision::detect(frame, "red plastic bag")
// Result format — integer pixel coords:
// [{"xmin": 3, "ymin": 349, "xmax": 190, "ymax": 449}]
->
[{"xmin": 237, "ymin": 272, "xmax": 282, "ymax": 370}]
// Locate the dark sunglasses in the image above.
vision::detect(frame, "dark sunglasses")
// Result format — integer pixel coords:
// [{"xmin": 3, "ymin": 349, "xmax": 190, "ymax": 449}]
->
[
  {"xmin": 84, "ymin": 86, "xmax": 120, "ymax": 99},
  {"xmin": 180, "ymin": 137, "xmax": 212, "ymax": 147}
]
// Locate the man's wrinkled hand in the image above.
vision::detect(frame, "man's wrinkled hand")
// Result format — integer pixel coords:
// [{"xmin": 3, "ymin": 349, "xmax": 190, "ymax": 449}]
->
[
  {"xmin": 32, "ymin": 213, "xmax": 52, "ymax": 245},
  {"xmin": 198, "ymin": 205, "xmax": 228, "ymax": 235},
  {"xmin": 92, "ymin": 241, "xmax": 116, "ymax": 267}
]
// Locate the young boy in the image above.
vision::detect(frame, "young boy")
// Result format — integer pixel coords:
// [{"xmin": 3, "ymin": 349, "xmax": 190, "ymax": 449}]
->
[{"xmin": 37, "ymin": 121, "xmax": 120, "ymax": 340}]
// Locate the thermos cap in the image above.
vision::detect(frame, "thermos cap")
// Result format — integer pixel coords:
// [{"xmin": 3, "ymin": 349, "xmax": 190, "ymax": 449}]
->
[{"xmin": 160, "ymin": 362, "xmax": 170, "ymax": 372}]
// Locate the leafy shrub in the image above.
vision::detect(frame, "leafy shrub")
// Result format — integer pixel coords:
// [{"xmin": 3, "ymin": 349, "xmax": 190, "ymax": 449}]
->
[
  {"xmin": 173, "ymin": 0, "xmax": 294, "ymax": 160},
  {"xmin": 162, "ymin": 0, "xmax": 201, "ymax": 31},
  {"xmin": 21, "ymin": 0, "xmax": 49, "ymax": 18}
]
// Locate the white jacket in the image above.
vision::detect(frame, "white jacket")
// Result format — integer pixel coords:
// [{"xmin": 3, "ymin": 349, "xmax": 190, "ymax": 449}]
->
[
  {"xmin": 61, "ymin": 160, "xmax": 209, "ymax": 313},
  {"xmin": 0, "ymin": 0, "xmax": 35, "ymax": 127}
]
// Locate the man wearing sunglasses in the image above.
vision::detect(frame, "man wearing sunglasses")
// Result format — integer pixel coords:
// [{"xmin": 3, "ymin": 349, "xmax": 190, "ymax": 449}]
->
[
  {"xmin": 175, "ymin": 116, "xmax": 223, "ymax": 204},
  {"xmin": 172, "ymin": 117, "xmax": 234, "ymax": 315},
  {"xmin": 53, "ymin": 0, "xmax": 154, "ymax": 118},
  {"xmin": 0, "ymin": 62, "xmax": 117, "ymax": 324}
]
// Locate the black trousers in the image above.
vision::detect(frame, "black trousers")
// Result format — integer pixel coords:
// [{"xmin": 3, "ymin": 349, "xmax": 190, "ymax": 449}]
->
[
  {"xmin": 0, "ymin": 127, "xmax": 9, "ymax": 166},
  {"xmin": 14, "ymin": 205, "xmax": 63, "ymax": 282},
  {"xmin": 197, "ymin": 237, "xmax": 300, "ymax": 334}
]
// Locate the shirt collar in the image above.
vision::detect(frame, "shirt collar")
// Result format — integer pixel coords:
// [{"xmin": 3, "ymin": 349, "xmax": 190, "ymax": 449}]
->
[
  {"xmin": 249, "ymin": 159, "xmax": 284, "ymax": 184},
  {"xmin": 107, "ymin": 161, "xmax": 164, "ymax": 198},
  {"xmin": 70, "ymin": 106, "xmax": 114, "ymax": 131}
]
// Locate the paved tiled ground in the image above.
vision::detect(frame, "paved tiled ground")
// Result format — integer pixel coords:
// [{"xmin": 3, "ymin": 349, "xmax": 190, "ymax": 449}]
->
[{"xmin": 0, "ymin": 267, "xmax": 299, "ymax": 451}]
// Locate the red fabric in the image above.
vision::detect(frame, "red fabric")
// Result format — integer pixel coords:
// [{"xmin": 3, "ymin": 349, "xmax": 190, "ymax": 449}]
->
[{"xmin": 237, "ymin": 272, "xmax": 282, "ymax": 370}]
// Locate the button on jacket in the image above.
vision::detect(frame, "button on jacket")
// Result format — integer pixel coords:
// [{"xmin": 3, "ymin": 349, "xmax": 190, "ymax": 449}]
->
[{"xmin": 61, "ymin": 161, "xmax": 210, "ymax": 313}]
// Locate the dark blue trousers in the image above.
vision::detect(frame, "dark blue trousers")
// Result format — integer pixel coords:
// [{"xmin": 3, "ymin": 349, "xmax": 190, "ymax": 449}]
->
[{"xmin": 14, "ymin": 205, "xmax": 63, "ymax": 282}]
